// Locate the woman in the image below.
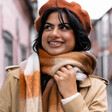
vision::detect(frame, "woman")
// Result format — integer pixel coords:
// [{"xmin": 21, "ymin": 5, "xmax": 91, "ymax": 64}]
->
[{"xmin": 0, "ymin": 0, "xmax": 108, "ymax": 112}]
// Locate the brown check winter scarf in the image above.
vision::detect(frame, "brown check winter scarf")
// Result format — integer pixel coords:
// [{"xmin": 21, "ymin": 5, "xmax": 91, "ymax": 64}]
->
[{"xmin": 19, "ymin": 49, "xmax": 97, "ymax": 112}]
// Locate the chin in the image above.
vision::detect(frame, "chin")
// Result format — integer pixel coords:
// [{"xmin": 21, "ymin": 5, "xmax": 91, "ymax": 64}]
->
[{"xmin": 49, "ymin": 51, "xmax": 66, "ymax": 56}]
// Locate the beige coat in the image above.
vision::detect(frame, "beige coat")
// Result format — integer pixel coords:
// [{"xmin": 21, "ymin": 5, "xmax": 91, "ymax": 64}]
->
[{"xmin": 0, "ymin": 66, "xmax": 109, "ymax": 112}]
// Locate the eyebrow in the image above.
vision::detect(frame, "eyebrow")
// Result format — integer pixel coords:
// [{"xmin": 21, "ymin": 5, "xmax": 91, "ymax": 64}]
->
[{"xmin": 45, "ymin": 22, "xmax": 70, "ymax": 26}]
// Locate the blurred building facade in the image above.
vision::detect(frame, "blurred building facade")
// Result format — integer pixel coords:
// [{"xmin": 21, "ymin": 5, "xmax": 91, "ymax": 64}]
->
[
  {"xmin": 0, "ymin": 0, "xmax": 37, "ymax": 87},
  {"xmin": 90, "ymin": 9, "xmax": 112, "ymax": 112},
  {"xmin": 90, "ymin": 8, "xmax": 112, "ymax": 81}
]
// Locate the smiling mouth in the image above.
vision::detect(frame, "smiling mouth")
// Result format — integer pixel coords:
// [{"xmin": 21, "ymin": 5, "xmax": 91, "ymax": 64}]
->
[{"xmin": 48, "ymin": 41, "xmax": 64, "ymax": 47}]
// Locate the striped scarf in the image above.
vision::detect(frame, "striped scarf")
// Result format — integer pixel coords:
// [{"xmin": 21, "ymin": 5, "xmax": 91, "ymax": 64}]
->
[{"xmin": 19, "ymin": 49, "xmax": 97, "ymax": 112}]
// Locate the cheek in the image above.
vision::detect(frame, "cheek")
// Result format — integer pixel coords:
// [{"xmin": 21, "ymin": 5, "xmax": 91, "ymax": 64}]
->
[
  {"xmin": 42, "ymin": 32, "xmax": 45, "ymax": 40},
  {"xmin": 65, "ymin": 33, "xmax": 75, "ymax": 42},
  {"xmin": 66, "ymin": 34, "xmax": 75, "ymax": 48},
  {"xmin": 42, "ymin": 31, "xmax": 50, "ymax": 41},
  {"xmin": 69, "ymin": 38, "xmax": 75, "ymax": 48},
  {"xmin": 42, "ymin": 32, "xmax": 47, "ymax": 43}
]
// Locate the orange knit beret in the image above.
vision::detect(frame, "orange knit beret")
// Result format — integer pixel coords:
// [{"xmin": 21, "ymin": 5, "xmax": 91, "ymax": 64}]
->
[{"xmin": 34, "ymin": 0, "xmax": 92, "ymax": 34}]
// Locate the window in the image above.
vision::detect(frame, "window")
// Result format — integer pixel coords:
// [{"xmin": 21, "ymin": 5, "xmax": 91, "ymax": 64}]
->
[
  {"xmin": 111, "ymin": 54, "xmax": 112, "ymax": 67},
  {"xmin": 3, "ymin": 31, "xmax": 13, "ymax": 68},
  {"xmin": 110, "ymin": 12, "xmax": 112, "ymax": 37},
  {"xmin": 30, "ymin": 25, "xmax": 36, "ymax": 53},
  {"xmin": 97, "ymin": 52, "xmax": 103, "ymax": 77},
  {"xmin": 21, "ymin": 45, "xmax": 26, "ymax": 61},
  {"xmin": 95, "ymin": 21, "xmax": 102, "ymax": 49},
  {"xmin": 16, "ymin": 18, "xmax": 19, "ymax": 36},
  {"xmin": 101, "ymin": 14, "xmax": 110, "ymax": 48},
  {"xmin": 109, "ymin": 53, "xmax": 112, "ymax": 76},
  {"xmin": 102, "ymin": 50, "xmax": 109, "ymax": 79},
  {"xmin": 95, "ymin": 14, "xmax": 110, "ymax": 49},
  {"xmin": 98, "ymin": 51, "xmax": 110, "ymax": 79},
  {"xmin": 30, "ymin": 0, "xmax": 38, "ymax": 18}
]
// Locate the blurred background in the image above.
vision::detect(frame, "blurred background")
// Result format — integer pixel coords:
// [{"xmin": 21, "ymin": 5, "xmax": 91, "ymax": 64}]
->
[{"xmin": 0, "ymin": 0, "xmax": 112, "ymax": 111}]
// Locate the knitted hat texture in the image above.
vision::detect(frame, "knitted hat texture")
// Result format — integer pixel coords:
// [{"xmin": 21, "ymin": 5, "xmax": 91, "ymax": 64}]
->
[{"xmin": 34, "ymin": 0, "xmax": 92, "ymax": 34}]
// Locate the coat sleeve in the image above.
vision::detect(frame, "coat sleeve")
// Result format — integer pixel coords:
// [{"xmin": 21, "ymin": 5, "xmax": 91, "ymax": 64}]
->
[
  {"xmin": 62, "ymin": 93, "xmax": 90, "ymax": 112},
  {"xmin": 62, "ymin": 82, "xmax": 108, "ymax": 112},
  {"xmin": 88, "ymin": 83, "xmax": 108, "ymax": 112}
]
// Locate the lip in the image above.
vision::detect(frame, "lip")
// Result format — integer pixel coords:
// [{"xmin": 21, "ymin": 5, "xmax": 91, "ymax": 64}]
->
[{"xmin": 48, "ymin": 41, "xmax": 64, "ymax": 47}]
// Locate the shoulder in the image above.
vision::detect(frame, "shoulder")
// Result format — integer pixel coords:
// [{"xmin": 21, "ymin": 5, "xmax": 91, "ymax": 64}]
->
[
  {"xmin": 5, "ymin": 65, "xmax": 20, "ymax": 80},
  {"xmin": 80, "ymin": 75, "xmax": 109, "ymax": 88},
  {"xmin": 88, "ymin": 75, "xmax": 109, "ymax": 93},
  {"xmin": 80, "ymin": 75, "xmax": 109, "ymax": 101},
  {"xmin": 0, "ymin": 66, "xmax": 20, "ymax": 95},
  {"xmin": 5, "ymin": 65, "xmax": 20, "ymax": 72},
  {"xmin": 89, "ymin": 75, "xmax": 109, "ymax": 86}
]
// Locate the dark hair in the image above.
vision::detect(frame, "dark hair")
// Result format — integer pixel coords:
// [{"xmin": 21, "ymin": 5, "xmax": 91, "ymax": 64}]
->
[{"xmin": 33, "ymin": 7, "xmax": 91, "ymax": 52}]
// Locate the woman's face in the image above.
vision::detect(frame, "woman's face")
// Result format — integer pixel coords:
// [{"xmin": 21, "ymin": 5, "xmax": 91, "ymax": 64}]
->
[{"xmin": 42, "ymin": 12, "xmax": 75, "ymax": 55}]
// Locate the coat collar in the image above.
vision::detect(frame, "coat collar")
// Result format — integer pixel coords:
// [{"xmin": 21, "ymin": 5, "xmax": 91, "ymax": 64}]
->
[
  {"xmin": 13, "ymin": 67, "xmax": 20, "ymax": 79},
  {"xmin": 79, "ymin": 76, "xmax": 92, "ymax": 88},
  {"xmin": 5, "ymin": 65, "xmax": 20, "ymax": 79}
]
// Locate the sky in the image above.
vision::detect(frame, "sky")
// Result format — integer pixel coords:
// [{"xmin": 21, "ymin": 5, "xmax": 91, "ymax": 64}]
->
[{"xmin": 38, "ymin": 0, "xmax": 112, "ymax": 20}]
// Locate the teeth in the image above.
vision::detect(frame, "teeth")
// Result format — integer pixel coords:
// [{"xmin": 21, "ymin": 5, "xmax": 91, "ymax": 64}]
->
[{"xmin": 49, "ymin": 42, "xmax": 62, "ymax": 45}]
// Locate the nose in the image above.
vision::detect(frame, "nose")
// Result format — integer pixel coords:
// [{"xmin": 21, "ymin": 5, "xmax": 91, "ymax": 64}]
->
[{"xmin": 50, "ymin": 27, "xmax": 60, "ymax": 38}]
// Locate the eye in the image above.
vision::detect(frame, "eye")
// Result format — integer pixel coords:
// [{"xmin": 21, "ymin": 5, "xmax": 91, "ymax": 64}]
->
[
  {"xmin": 44, "ymin": 25, "xmax": 52, "ymax": 30},
  {"xmin": 60, "ymin": 25, "xmax": 69, "ymax": 30}
]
